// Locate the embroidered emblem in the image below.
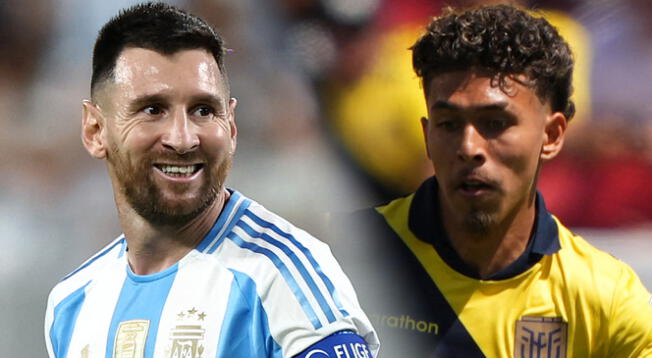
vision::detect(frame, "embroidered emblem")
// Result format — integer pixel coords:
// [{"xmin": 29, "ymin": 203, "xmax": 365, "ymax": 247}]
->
[
  {"xmin": 515, "ymin": 316, "xmax": 567, "ymax": 358},
  {"xmin": 167, "ymin": 307, "xmax": 207, "ymax": 358},
  {"xmin": 81, "ymin": 344, "xmax": 90, "ymax": 358},
  {"xmin": 113, "ymin": 319, "xmax": 150, "ymax": 358}
]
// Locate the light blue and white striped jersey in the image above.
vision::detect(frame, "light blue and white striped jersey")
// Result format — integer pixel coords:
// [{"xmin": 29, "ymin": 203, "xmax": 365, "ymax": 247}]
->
[{"xmin": 45, "ymin": 190, "xmax": 379, "ymax": 358}]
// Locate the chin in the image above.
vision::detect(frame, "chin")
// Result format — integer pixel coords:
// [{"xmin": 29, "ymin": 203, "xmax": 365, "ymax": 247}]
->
[
  {"xmin": 143, "ymin": 198, "xmax": 214, "ymax": 226},
  {"xmin": 462, "ymin": 210, "xmax": 498, "ymax": 234},
  {"xmin": 129, "ymin": 185, "xmax": 219, "ymax": 227}
]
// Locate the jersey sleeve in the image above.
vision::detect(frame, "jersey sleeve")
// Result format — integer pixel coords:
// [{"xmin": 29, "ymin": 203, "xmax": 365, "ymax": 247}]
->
[
  {"xmin": 222, "ymin": 204, "xmax": 379, "ymax": 357},
  {"xmin": 606, "ymin": 264, "xmax": 652, "ymax": 357},
  {"xmin": 44, "ymin": 290, "xmax": 56, "ymax": 358},
  {"xmin": 264, "ymin": 238, "xmax": 379, "ymax": 357}
]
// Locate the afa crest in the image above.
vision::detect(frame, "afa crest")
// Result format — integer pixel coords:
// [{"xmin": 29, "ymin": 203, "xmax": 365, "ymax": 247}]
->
[
  {"xmin": 167, "ymin": 307, "xmax": 207, "ymax": 358},
  {"xmin": 113, "ymin": 319, "xmax": 150, "ymax": 358},
  {"xmin": 514, "ymin": 316, "xmax": 567, "ymax": 358}
]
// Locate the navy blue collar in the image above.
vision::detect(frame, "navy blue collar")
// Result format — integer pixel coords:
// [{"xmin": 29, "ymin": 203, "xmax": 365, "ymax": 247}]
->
[{"xmin": 408, "ymin": 177, "xmax": 560, "ymax": 280}]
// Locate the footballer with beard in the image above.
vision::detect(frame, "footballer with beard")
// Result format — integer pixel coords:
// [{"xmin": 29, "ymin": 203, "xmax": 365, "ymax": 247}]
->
[{"xmin": 44, "ymin": 3, "xmax": 378, "ymax": 358}]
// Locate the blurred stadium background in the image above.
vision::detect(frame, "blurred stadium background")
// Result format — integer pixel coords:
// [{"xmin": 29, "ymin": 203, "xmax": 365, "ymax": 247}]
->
[{"xmin": 1, "ymin": 0, "xmax": 650, "ymax": 356}]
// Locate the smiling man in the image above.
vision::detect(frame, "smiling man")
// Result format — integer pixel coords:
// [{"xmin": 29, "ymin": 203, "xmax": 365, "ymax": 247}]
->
[
  {"xmin": 332, "ymin": 4, "xmax": 652, "ymax": 357},
  {"xmin": 44, "ymin": 3, "xmax": 377, "ymax": 358}
]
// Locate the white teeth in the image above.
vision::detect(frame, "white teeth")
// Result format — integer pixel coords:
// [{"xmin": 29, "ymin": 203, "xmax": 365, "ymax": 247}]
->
[{"xmin": 159, "ymin": 165, "xmax": 197, "ymax": 176}]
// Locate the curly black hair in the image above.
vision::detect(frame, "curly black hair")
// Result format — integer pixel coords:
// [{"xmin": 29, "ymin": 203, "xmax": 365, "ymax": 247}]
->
[{"xmin": 412, "ymin": 5, "xmax": 575, "ymax": 120}]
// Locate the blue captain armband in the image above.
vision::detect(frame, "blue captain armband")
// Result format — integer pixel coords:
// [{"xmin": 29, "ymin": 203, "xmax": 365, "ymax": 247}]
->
[{"xmin": 295, "ymin": 330, "xmax": 374, "ymax": 358}]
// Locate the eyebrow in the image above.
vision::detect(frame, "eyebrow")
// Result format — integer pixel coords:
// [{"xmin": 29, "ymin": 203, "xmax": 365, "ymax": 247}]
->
[
  {"xmin": 128, "ymin": 93, "xmax": 226, "ymax": 111},
  {"xmin": 431, "ymin": 100, "xmax": 509, "ymax": 112},
  {"xmin": 191, "ymin": 94, "xmax": 226, "ymax": 109},
  {"xmin": 128, "ymin": 94, "xmax": 168, "ymax": 111}
]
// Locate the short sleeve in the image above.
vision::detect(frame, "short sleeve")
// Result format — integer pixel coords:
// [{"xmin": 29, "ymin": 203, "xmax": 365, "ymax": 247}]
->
[
  {"xmin": 263, "ymin": 240, "xmax": 380, "ymax": 357},
  {"xmin": 606, "ymin": 264, "xmax": 652, "ymax": 357}
]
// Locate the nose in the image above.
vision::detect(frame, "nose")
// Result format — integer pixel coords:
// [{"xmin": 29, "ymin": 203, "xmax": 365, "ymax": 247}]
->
[
  {"xmin": 161, "ymin": 110, "xmax": 200, "ymax": 154},
  {"xmin": 457, "ymin": 124, "xmax": 486, "ymax": 164}
]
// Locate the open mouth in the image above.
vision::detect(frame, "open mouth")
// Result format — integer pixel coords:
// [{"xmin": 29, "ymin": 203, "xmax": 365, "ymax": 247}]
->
[
  {"xmin": 456, "ymin": 177, "xmax": 498, "ymax": 196},
  {"xmin": 460, "ymin": 179, "xmax": 493, "ymax": 191},
  {"xmin": 154, "ymin": 164, "xmax": 203, "ymax": 178}
]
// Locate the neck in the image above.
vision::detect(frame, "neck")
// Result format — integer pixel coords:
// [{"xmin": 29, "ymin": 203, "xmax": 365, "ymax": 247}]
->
[
  {"xmin": 441, "ymin": 195, "xmax": 536, "ymax": 279},
  {"xmin": 116, "ymin": 190, "xmax": 230, "ymax": 275}
]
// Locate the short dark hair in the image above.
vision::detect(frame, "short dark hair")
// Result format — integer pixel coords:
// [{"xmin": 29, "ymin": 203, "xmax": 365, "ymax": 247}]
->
[
  {"xmin": 91, "ymin": 2, "xmax": 228, "ymax": 97},
  {"xmin": 412, "ymin": 5, "xmax": 575, "ymax": 120}
]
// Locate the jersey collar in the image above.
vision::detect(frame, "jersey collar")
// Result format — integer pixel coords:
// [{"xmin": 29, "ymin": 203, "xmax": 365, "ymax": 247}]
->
[{"xmin": 408, "ymin": 176, "xmax": 561, "ymax": 280}]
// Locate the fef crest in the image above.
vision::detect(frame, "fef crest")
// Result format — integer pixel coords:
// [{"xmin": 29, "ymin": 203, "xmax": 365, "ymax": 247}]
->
[{"xmin": 514, "ymin": 316, "xmax": 567, "ymax": 358}]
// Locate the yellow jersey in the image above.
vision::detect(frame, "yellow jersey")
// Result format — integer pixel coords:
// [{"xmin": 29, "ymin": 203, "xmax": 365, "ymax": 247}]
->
[{"xmin": 333, "ymin": 177, "xmax": 652, "ymax": 357}]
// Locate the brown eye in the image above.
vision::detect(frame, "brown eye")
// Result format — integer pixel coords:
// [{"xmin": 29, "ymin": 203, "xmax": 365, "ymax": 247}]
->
[
  {"xmin": 488, "ymin": 119, "xmax": 507, "ymax": 130},
  {"xmin": 435, "ymin": 116, "xmax": 463, "ymax": 132},
  {"xmin": 192, "ymin": 106, "xmax": 214, "ymax": 117},
  {"xmin": 478, "ymin": 112, "xmax": 514, "ymax": 135},
  {"xmin": 143, "ymin": 105, "xmax": 163, "ymax": 115}
]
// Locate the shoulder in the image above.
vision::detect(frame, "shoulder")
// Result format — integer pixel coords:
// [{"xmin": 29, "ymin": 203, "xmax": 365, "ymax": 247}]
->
[
  {"xmin": 45, "ymin": 235, "xmax": 126, "ymax": 356},
  {"xmin": 213, "ymin": 198, "xmax": 379, "ymax": 357},
  {"xmin": 553, "ymin": 218, "xmax": 651, "ymax": 320},
  {"xmin": 555, "ymin": 220, "xmax": 652, "ymax": 355},
  {"xmin": 47, "ymin": 236, "xmax": 125, "ymax": 308},
  {"xmin": 554, "ymin": 218, "xmax": 634, "ymax": 285},
  {"xmin": 216, "ymin": 198, "xmax": 342, "ymax": 276}
]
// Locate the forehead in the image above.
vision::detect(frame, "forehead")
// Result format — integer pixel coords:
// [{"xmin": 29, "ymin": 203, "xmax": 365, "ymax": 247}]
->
[
  {"xmin": 425, "ymin": 70, "xmax": 544, "ymax": 111},
  {"xmin": 108, "ymin": 47, "xmax": 225, "ymax": 98}
]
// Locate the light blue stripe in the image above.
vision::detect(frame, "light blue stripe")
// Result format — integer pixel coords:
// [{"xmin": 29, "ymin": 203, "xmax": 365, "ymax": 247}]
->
[
  {"xmin": 196, "ymin": 190, "xmax": 244, "ymax": 252},
  {"xmin": 118, "ymin": 239, "xmax": 127, "ymax": 258},
  {"xmin": 244, "ymin": 210, "xmax": 350, "ymax": 316},
  {"xmin": 50, "ymin": 281, "xmax": 90, "ymax": 358},
  {"xmin": 62, "ymin": 238, "xmax": 125, "ymax": 281},
  {"xmin": 215, "ymin": 270, "xmax": 282, "ymax": 358},
  {"xmin": 205, "ymin": 198, "xmax": 251, "ymax": 254},
  {"xmin": 105, "ymin": 264, "xmax": 178, "ymax": 357},
  {"xmin": 226, "ymin": 231, "xmax": 322, "ymax": 329},
  {"xmin": 236, "ymin": 220, "xmax": 337, "ymax": 324}
]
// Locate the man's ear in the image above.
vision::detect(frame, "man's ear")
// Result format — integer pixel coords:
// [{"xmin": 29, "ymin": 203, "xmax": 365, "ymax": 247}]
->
[
  {"xmin": 81, "ymin": 100, "xmax": 107, "ymax": 159},
  {"xmin": 541, "ymin": 111, "xmax": 567, "ymax": 161},
  {"xmin": 228, "ymin": 97, "xmax": 238, "ymax": 154},
  {"xmin": 421, "ymin": 116, "xmax": 431, "ymax": 159}
]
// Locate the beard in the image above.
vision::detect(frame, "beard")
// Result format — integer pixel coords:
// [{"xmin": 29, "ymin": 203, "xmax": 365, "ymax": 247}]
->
[
  {"xmin": 462, "ymin": 209, "xmax": 497, "ymax": 234},
  {"xmin": 108, "ymin": 147, "xmax": 232, "ymax": 227}
]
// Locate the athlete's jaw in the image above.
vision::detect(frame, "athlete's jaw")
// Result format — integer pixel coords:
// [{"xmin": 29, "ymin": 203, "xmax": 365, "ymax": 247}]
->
[
  {"xmin": 110, "ymin": 149, "xmax": 230, "ymax": 226},
  {"xmin": 441, "ymin": 171, "xmax": 505, "ymax": 232}
]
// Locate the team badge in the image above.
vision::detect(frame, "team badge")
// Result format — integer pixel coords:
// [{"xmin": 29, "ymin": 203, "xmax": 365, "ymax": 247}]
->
[
  {"xmin": 81, "ymin": 344, "xmax": 90, "ymax": 358},
  {"xmin": 113, "ymin": 319, "xmax": 150, "ymax": 358},
  {"xmin": 166, "ymin": 307, "xmax": 207, "ymax": 358},
  {"xmin": 514, "ymin": 316, "xmax": 567, "ymax": 358}
]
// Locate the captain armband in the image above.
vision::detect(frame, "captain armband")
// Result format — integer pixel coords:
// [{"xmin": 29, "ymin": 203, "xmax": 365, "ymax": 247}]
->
[{"xmin": 295, "ymin": 330, "xmax": 374, "ymax": 358}]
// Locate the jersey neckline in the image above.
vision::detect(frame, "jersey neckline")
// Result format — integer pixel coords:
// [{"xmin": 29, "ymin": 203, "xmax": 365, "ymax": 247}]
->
[
  {"xmin": 122, "ymin": 189, "xmax": 251, "ymax": 282},
  {"xmin": 408, "ymin": 176, "xmax": 561, "ymax": 280}
]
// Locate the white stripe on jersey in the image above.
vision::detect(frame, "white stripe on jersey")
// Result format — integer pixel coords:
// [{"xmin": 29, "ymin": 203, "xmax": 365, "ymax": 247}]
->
[
  {"xmin": 64, "ymin": 259, "xmax": 126, "ymax": 357},
  {"xmin": 152, "ymin": 250, "xmax": 234, "ymax": 357},
  {"xmin": 232, "ymin": 214, "xmax": 341, "ymax": 326},
  {"xmin": 202, "ymin": 194, "xmax": 247, "ymax": 254}
]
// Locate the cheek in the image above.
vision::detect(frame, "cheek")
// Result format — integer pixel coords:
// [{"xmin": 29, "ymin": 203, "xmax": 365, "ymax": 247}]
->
[
  {"xmin": 111, "ymin": 118, "xmax": 161, "ymax": 151},
  {"xmin": 428, "ymin": 132, "xmax": 457, "ymax": 166},
  {"xmin": 200, "ymin": 124, "xmax": 234, "ymax": 158},
  {"xmin": 120, "ymin": 127, "xmax": 160, "ymax": 156},
  {"xmin": 493, "ymin": 131, "xmax": 542, "ymax": 177}
]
